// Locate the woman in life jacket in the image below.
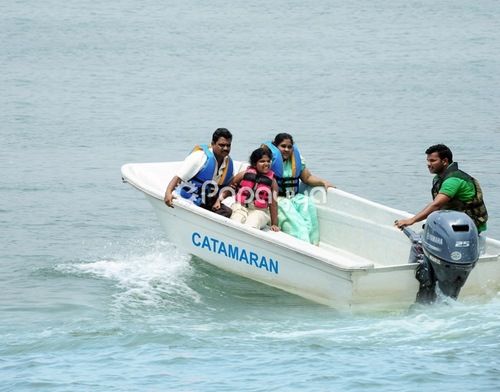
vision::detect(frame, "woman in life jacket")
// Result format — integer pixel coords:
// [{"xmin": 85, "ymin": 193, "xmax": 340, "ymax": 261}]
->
[
  {"xmin": 265, "ymin": 133, "xmax": 334, "ymax": 244},
  {"xmin": 228, "ymin": 147, "xmax": 280, "ymax": 231}
]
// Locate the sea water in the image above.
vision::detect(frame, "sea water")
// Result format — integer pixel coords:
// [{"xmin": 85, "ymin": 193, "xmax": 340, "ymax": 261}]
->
[{"xmin": 1, "ymin": 1, "xmax": 500, "ymax": 391}]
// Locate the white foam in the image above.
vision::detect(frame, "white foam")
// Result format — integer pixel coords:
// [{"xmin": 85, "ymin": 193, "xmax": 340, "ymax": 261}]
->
[{"xmin": 56, "ymin": 240, "xmax": 201, "ymax": 308}]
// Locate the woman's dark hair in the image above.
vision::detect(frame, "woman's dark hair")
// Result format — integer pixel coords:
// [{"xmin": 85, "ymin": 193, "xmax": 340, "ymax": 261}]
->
[
  {"xmin": 272, "ymin": 132, "xmax": 294, "ymax": 146},
  {"xmin": 249, "ymin": 147, "xmax": 273, "ymax": 167}
]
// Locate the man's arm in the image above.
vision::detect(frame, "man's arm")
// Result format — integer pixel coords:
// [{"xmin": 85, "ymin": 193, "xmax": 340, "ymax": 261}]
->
[
  {"xmin": 164, "ymin": 176, "xmax": 182, "ymax": 207},
  {"xmin": 395, "ymin": 193, "xmax": 451, "ymax": 229},
  {"xmin": 164, "ymin": 150, "xmax": 207, "ymax": 208}
]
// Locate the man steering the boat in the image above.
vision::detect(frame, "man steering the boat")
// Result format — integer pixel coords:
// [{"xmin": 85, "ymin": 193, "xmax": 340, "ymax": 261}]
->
[
  {"xmin": 163, "ymin": 128, "xmax": 234, "ymax": 218},
  {"xmin": 395, "ymin": 144, "xmax": 488, "ymax": 233}
]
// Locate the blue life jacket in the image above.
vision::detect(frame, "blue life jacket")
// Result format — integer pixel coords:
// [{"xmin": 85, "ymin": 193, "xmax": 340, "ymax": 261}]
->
[
  {"xmin": 263, "ymin": 142, "xmax": 302, "ymax": 197},
  {"xmin": 178, "ymin": 144, "xmax": 234, "ymax": 205}
]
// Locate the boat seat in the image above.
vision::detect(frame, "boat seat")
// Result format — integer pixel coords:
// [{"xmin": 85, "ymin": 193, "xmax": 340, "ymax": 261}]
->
[
  {"xmin": 267, "ymin": 231, "xmax": 374, "ymax": 270},
  {"xmin": 317, "ymin": 242, "xmax": 376, "ymax": 269}
]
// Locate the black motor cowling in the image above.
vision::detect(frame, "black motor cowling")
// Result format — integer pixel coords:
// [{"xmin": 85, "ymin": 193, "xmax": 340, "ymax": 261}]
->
[{"xmin": 404, "ymin": 210, "xmax": 479, "ymax": 303}]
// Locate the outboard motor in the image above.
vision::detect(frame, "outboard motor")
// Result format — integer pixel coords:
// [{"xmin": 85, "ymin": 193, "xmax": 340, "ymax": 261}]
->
[{"xmin": 403, "ymin": 210, "xmax": 479, "ymax": 303}]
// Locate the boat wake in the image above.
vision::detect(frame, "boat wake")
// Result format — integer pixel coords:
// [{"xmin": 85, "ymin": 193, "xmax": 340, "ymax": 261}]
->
[
  {"xmin": 256, "ymin": 293, "xmax": 500, "ymax": 347},
  {"xmin": 55, "ymin": 239, "xmax": 201, "ymax": 310}
]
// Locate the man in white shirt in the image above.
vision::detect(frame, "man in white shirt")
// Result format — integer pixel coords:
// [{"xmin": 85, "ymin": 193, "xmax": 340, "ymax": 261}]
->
[{"xmin": 163, "ymin": 128, "xmax": 234, "ymax": 218}]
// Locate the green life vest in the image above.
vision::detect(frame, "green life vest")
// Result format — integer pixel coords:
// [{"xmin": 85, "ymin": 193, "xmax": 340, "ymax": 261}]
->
[{"xmin": 431, "ymin": 162, "xmax": 488, "ymax": 230}]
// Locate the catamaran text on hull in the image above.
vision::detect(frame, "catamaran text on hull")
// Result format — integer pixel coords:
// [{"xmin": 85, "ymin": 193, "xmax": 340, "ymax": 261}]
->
[{"xmin": 191, "ymin": 231, "xmax": 279, "ymax": 274}]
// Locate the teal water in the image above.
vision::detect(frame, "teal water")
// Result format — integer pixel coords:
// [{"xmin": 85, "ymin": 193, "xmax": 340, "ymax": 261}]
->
[{"xmin": 2, "ymin": 1, "xmax": 500, "ymax": 390}]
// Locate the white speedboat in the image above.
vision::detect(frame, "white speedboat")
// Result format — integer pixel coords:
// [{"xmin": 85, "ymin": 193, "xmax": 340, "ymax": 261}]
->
[{"xmin": 121, "ymin": 161, "xmax": 500, "ymax": 310}]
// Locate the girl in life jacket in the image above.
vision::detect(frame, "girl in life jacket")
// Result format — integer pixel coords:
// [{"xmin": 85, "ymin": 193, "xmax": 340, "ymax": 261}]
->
[{"xmin": 228, "ymin": 147, "xmax": 280, "ymax": 232}]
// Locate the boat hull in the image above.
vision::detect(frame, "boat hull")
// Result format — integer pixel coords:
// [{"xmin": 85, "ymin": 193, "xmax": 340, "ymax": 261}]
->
[
  {"xmin": 147, "ymin": 195, "xmax": 426, "ymax": 310},
  {"xmin": 122, "ymin": 162, "xmax": 500, "ymax": 310}
]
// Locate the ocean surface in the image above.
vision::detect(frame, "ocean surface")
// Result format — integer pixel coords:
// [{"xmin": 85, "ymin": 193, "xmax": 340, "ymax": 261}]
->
[{"xmin": 2, "ymin": 1, "xmax": 500, "ymax": 390}]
